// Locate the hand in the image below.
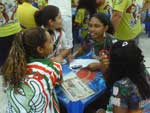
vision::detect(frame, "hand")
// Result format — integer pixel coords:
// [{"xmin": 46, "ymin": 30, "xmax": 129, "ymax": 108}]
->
[
  {"xmin": 99, "ymin": 50, "xmax": 109, "ymax": 65},
  {"xmin": 99, "ymin": 50, "xmax": 110, "ymax": 72},
  {"xmin": 67, "ymin": 54, "xmax": 76, "ymax": 63},
  {"xmin": 100, "ymin": 54, "xmax": 109, "ymax": 66},
  {"xmin": 50, "ymin": 56, "xmax": 64, "ymax": 64}
]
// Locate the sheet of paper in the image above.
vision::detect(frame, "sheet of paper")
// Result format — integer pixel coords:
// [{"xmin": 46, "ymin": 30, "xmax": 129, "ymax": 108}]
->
[
  {"xmin": 145, "ymin": 57, "xmax": 150, "ymax": 68},
  {"xmin": 147, "ymin": 68, "xmax": 150, "ymax": 73},
  {"xmin": 69, "ymin": 59, "xmax": 100, "ymax": 69},
  {"xmin": 61, "ymin": 72, "xmax": 95, "ymax": 101}
]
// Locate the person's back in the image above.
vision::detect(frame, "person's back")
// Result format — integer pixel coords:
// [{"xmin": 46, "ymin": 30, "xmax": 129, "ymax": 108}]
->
[
  {"xmin": 16, "ymin": 1, "xmax": 38, "ymax": 28},
  {"xmin": 111, "ymin": 76, "xmax": 150, "ymax": 113},
  {"xmin": 97, "ymin": 0, "xmax": 113, "ymax": 18},
  {"xmin": 0, "ymin": 0, "xmax": 21, "ymax": 37},
  {"xmin": 6, "ymin": 58, "xmax": 62, "ymax": 113},
  {"xmin": 112, "ymin": 0, "xmax": 143, "ymax": 40}
]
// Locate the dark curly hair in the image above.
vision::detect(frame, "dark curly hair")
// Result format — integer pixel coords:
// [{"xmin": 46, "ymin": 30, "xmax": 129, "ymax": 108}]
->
[{"xmin": 105, "ymin": 40, "xmax": 150, "ymax": 100}]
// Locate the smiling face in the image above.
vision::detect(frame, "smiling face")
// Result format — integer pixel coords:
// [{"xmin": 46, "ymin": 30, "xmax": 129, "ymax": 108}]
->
[{"xmin": 88, "ymin": 17, "xmax": 108, "ymax": 41}]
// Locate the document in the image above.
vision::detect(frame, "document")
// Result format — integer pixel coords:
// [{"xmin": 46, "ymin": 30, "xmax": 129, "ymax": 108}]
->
[{"xmin": 61, "ymin": 72, "xmax": 95, "ymax": 101}]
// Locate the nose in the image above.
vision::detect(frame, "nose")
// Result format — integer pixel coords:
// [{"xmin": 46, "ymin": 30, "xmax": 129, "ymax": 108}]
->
[{"xmin": 89, "ymin": 26, "xmax": 95, "ymax": 33}]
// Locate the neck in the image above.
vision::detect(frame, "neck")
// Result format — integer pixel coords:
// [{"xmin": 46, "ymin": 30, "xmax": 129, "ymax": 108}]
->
[{"xmin": 96, "ymin": 33, "xmax": 105, "ymax": 42}]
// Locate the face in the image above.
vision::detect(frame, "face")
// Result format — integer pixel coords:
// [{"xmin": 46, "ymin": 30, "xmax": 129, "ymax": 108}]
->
[
  {"xmin": 88, "ymin": 17, "xmax": 108, "ymax": 41},
  {"xmin": 53, "ymin": 12, "xmax": 63, "ymax": 29},
  {"xmin": 131, "ymin": 6, "xmax": 136, "ymax": 13},
  {"xmin": 38, "ymin": 31, "xmax": 54, "ymax": 57}
]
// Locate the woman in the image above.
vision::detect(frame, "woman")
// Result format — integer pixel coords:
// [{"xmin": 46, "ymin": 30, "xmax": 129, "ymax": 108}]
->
[{"xmin": 1, "ymin": 27, "xmax": 62, "ymax": 113}]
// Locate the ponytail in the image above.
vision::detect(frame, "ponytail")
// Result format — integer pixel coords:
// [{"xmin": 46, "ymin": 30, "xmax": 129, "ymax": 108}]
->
[
  {"xmin": 2, "ymin": 33, "xmax": 27, "ymax": 91},
  {"xmin": 34, "ymin": 5, "xmax": 59, "ymax": 27},
  {"xmin": 34, "ymin": 10, "xmax": 44, "ymax": 26}
]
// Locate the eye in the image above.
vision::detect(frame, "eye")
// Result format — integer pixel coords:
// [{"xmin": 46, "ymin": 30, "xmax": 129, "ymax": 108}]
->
[{"xmin": 95, "ymin": 24, "xmax": 102, "ymax": 28}]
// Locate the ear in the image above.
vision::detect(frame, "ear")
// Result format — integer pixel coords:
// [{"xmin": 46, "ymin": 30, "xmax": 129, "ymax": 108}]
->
[
  {"xmin": 104, "ymin": 25, "xmax": 108, "ymax": 32},
  {"xmin": 48, "ymin": 19, "xmax": 54, "ymax": 27},
  {"xmin": 37, "ymin": 46, "xmax": 44, "ymax": 55}
]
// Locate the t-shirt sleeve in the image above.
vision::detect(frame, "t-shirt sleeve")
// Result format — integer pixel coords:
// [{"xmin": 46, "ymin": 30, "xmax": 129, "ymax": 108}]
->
[
  {"xmin": 75, "ymin": 9, "xmax": 85, "ymax": 25},
  {"xmin": 110, "ymin": 82, "xmax": 128, "ymax": 108},
  {"xmin": 53, "ymin": 62, "xmax": 62, "ymax": 81},
  {"xmin": 113, "ymin": 0, "xmax": 128, "ymax": 12}
]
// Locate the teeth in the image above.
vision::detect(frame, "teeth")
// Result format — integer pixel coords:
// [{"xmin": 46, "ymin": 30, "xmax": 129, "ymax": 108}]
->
[{"xmin": 91, "ymin": 33, "xmax": 95, "ymax": 36}]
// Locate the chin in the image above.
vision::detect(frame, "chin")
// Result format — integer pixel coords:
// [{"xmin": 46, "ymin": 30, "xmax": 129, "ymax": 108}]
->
[{"xmin": 91, "ymin": 36, "xmax": 97, "ymax": 39}]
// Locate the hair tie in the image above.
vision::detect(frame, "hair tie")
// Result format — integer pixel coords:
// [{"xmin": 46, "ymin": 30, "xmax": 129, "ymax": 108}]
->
[
  {"xmin": 40, "ymin": 25, "xmax": 45, "ymax": 29},
  {"xmin": 122, "ymin": 41, "xmax": 128, "ymax": 47}
]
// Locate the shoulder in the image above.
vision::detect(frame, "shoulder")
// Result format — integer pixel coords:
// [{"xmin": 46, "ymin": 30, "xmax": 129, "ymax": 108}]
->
[
  {"xmin": 113, "ymin": 78, "xmax": 131, "ymax": 96},
  {"xmin": 105, "ymin": 33, "xmax": 118, "ymax": 44}
]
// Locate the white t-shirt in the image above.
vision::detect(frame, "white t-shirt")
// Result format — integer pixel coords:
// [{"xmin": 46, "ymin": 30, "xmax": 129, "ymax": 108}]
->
[
  {"xmin": 48, "ymin": 0, "xmax": 71, "ymax": 16},
  {"xmin": 48, "ymin": 30, "xmax": 72, "ymax": 58}
]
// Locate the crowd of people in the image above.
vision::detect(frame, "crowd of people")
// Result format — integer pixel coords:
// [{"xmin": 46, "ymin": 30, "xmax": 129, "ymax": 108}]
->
[{"xmin": 0, "ymin": 0, "xmax": 150, "ymax": 113}]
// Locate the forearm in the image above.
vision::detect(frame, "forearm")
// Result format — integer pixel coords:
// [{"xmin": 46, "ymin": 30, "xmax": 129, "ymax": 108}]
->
[
  {"xmin": 72, "ymin": 47, "xmax": 85, "ymax": 57},
  {"xmin": 112, "ymin": 11, "xmax": 122, "ymax": 32},
  {"xmin": 58, "ymin": 49, "xmax": 71, "ymax": 58}
]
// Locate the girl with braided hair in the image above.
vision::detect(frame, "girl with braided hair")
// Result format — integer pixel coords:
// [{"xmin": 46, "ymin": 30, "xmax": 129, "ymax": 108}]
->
[{"xmin": 1, "ymin": 27, "xmax": 62, "ymax": 113}]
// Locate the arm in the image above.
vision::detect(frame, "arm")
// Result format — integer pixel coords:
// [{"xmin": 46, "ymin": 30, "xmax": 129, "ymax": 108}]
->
[
  {"xmin": 112, "ymin": 0, "xmax": 127, "ymax": 32},
  {"xmin": 51, "ymin": 49, "xmax": 71, "ymax": 63},
  {"xmin": 113, "ymin": 106, "xmax": 142, "ymax": 113},
  {"xmin": 142, "ymin": 0, "xmax": 150, "ymax": 11},
  {"xmin": 68, "ymin": 40, "xmax": 89, "ymax": 62},
  {"xmin": 111, "ymin": 10, "xmax": 123, "ymax": 32},
  {"xmin": 68, "ymin": 47, "xmax": 85, "ymax": 62},
  {"xmin": 113, "ymin": 106, "xmax": 128, "ymax": 113},
  {"xmin": 58, "ymin": 48, "xmax": 71, "ymax": 58}
]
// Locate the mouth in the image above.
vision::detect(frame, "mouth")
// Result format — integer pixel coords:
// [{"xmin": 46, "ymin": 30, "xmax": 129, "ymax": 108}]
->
[{"xmin": 90, "ymin": 33, "xmax": 97, "ymax": 37}]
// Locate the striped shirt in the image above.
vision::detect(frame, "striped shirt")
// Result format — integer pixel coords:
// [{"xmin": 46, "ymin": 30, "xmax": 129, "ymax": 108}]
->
[{"xmin": 6, "ymin": 58, "xmax": 62, "ymax": 113}]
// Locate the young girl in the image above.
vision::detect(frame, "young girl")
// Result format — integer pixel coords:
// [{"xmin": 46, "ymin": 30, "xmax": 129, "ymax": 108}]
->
[
  {"xmin": 104, "ymin": 40, "xmax": 150, "ymax": 113},
  {"xmin": 70, "ymin": 12, "xmax": 115, "ymax": 72},
  {"xmin": 34, "ymin": 5, "xmax": 72, "ymax": 64},
  {"xmin": 1, "ymin": 27, "xmax": 62, "ymax": 113}
]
